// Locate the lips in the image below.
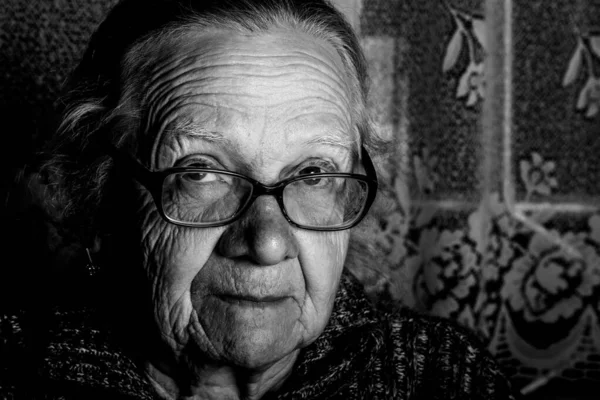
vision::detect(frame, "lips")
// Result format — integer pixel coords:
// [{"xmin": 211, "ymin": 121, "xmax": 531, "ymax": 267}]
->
[{"xmin": 216, "ymin": 294, "xmax": 289, "ymax": 306}]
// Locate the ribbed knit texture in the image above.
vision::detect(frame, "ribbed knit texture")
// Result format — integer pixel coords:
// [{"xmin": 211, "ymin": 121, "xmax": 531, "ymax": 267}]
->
[{"xmin": 0, "ymin": 272, "xmax": 516, "ymax": 399}]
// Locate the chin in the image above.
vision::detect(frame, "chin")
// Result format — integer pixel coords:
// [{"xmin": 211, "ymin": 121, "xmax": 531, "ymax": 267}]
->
[
  {"xmin": 189, "ymin": 325, "xmax": 299, "ymax": 371},
  {"xmin": 184, "ymin": 294, "xmax": 305, "ymax": 368}
]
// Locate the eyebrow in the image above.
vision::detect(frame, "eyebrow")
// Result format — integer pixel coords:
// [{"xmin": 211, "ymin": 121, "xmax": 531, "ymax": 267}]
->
[
  {"xmin": 168, "ymin": 122, "xmax": 229, "ymax": 143},
  {"xmin": 168, "ymin": 121, "xmax": 358, "ymax": 156},
  {"xmin": 305, "ymin": 132, "xmax": 358, "ymax": 152}
]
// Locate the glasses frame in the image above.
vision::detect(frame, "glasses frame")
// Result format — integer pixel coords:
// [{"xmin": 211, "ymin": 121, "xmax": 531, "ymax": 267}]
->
[{"xmin": 108, "ymin": 144, "xmax": 378, "ymax": 231}]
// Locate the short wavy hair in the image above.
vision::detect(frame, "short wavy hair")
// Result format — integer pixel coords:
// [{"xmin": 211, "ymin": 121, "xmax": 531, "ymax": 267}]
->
[{"xmin": 44, "ymin": 0, "xmax": 390, "ymax": 244}]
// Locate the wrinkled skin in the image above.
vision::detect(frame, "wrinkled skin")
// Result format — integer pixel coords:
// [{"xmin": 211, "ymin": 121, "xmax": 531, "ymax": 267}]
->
[{"xmin": 125, "ymin": 27, "xmax": 357, "ymax": 399}]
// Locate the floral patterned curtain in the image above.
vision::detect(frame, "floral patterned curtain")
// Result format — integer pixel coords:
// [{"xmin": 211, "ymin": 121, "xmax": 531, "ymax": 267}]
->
[{"xmin": 332, "ymin": 0, "xmax": 600, "ymax": 396}]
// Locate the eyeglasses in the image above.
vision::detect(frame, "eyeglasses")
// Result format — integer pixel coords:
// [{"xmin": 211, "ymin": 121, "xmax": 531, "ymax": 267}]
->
[{"xmin": 108, "ymin": 145, "xmax": 378, "ymax": 231}]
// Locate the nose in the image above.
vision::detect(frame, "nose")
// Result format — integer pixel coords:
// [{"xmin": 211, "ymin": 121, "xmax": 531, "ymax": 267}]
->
[{"xmin": 217, "ymin": 196, "xmax": 299, "ymax": 265}]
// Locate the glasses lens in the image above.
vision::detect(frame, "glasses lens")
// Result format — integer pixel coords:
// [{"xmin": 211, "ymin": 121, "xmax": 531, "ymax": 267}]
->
[
  {"xmin": 161, "ymin": 171, "xmax": 253, "ymax": 224},
  {"xmin": 283, "ymin": 176, "xmax": 369, "ymax": 228}
]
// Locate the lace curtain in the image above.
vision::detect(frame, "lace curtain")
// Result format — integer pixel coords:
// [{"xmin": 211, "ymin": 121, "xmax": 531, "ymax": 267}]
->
[{"xmin": 332, "ymin": 0, "xmax": 600, "ymax": 396}]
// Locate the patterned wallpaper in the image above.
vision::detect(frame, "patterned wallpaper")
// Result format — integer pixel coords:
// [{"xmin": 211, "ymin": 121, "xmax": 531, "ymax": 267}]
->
[{"xmin": 1, "ymin": 0, "xmax": 600, "ymax": 398}]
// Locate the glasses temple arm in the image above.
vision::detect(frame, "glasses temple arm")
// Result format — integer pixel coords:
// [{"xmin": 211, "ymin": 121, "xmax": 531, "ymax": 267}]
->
[{"xmin": 360, "ymin": 145, "xmax": 378, "ymax": 185}]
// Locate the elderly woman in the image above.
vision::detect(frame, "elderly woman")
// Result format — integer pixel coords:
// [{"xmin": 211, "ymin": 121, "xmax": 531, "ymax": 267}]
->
[{"xmin": 0, "ymin": 0, "xmax": 516, "ymax": 399}]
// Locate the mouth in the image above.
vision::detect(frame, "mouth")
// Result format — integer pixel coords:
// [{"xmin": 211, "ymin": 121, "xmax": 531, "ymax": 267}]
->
[{"xmin": 216, "ymin": 294, "xmax": 289, "ymax": 307}]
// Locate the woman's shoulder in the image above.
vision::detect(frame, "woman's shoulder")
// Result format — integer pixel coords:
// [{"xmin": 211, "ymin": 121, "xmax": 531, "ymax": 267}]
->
[
  {"xmin": 383, "ymin": 306, "xmax": 488, "ymax": 348},
  {"xmin": 377, "ymin": 306, "xmax": 518, "ymax": 400},
  {"xmin": 0, "ymin": 310, "xmax": 29, "ymax": 397},
  {"xmin": 0, "ymin": 307, "xmax": 153, "ymax": 399}
]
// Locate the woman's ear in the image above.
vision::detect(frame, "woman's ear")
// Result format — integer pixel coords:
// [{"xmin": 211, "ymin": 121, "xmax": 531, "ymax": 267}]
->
[{"xmin": 90, "ymin": 234, "xmax": 102, "ymax": 253}]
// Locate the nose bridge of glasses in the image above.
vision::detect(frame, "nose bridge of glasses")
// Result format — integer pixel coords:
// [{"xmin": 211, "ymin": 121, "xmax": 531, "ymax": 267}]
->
[
  {"xmin": 248, "ymin": 178, "xmax": 288, "ymax": 198},
  {"xmin": 245, "ymin": 180, "xmax": 288, "ymax": 219}
]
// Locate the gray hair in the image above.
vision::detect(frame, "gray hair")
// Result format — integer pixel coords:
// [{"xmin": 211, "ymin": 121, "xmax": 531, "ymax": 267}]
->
[{"xmin": 44, "ymin": 0, "xmax": 391, "ymax": 242}]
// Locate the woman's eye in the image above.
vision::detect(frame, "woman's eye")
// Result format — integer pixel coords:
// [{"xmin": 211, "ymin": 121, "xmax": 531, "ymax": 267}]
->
[
  {"xmin": 182, "ymin": 171, "xmax": 218, "ymax": 183},
  {"xmin": 298, "ymin": 166, "xmax": 325, "ymax": 176},
  {"xmin": 298, "ymin": 165, "xmax": 331, "ymax": 187}
]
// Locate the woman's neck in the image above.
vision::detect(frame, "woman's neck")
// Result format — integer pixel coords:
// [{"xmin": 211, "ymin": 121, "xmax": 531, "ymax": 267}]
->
[{"xmin": 145, "ymin": 350, "xmax": 299, "ymax": 400}]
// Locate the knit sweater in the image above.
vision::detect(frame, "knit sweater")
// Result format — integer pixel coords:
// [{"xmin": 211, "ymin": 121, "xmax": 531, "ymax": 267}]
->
[{"xmin": 0, "ymin": 272, "xmax": 516, "ymax": 399}]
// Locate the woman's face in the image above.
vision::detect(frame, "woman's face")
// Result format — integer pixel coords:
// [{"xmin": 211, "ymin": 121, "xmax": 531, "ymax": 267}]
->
[{"xmin": 129, "ymin": 28, "xmax": 356, "ymax": 369}]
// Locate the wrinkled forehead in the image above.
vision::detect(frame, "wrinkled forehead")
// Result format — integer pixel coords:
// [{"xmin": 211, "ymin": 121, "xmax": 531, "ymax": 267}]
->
[
  {"xmin": 119, "ymin": 26, "xmax": 360, "ymax": 160},
  {"xmin": 123, "ymin": 24, "xmax": 353, "ymax": 89}
]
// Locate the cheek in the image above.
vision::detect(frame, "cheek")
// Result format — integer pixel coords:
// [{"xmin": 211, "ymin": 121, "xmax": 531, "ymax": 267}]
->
[
  {"xmin": 142, "ymin": 223, "xmax": 223, "ymax": 294},
  {"xmin": 298, "ymin": 230, "xmax": 349, "ymax": 307},
  {"xmin": 137, "ymin": 195, "xmax": 225, "ymax": 334},
  {"xmin": 137, "ymin": 191, "xmax": 221, "ymax": 281}
]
